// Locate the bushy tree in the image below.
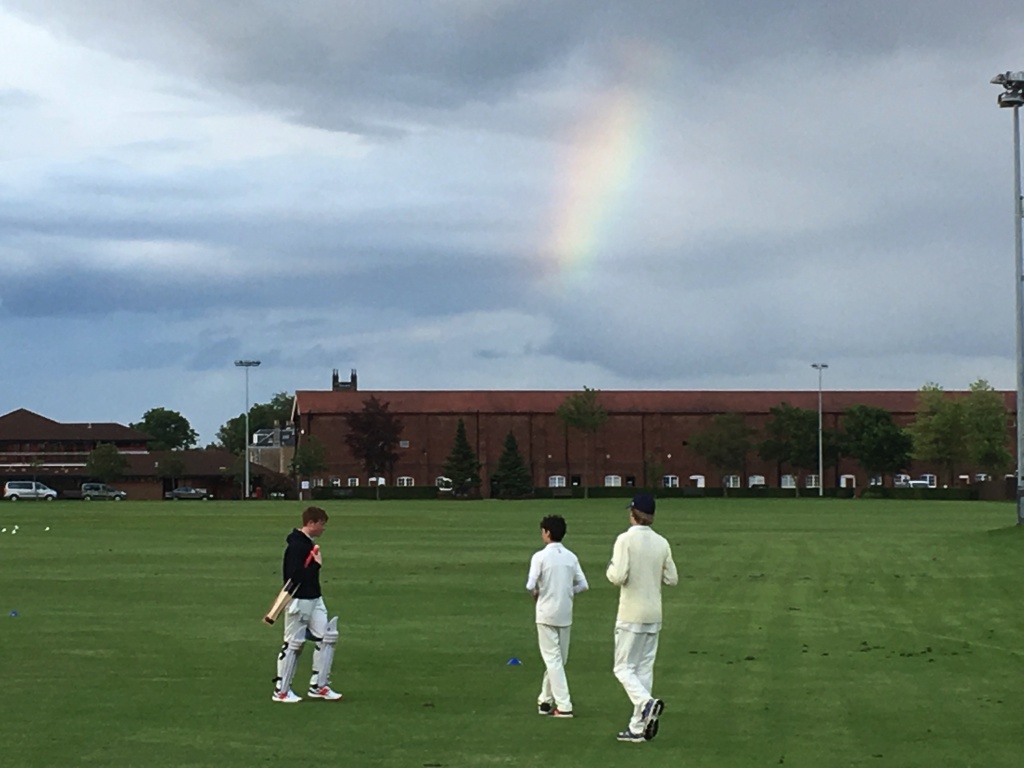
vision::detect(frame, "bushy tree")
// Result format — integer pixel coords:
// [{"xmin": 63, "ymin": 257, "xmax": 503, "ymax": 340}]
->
[
  {"xmin": 492, "ymin": 431, "xmax": 533, "ymax": 499},
  {"xmin": 155, "ymin": 454, "xmax": 185, "ymax": 486},
  {"xmin": 557, "ymin": 387, "xmax": 608, "ymax": 499},
  {"xmin": 963, "ymin": 379, "xmax": 1013, "ymax": 478},
  {"xmin": 86, "ymin": 443, "xmax": 128, "ymax": 484},
  {"xmin": 691, "ymin": 413, "xmax": 755, "ymax": 495},
  {"xmin": 841, "ymin": 404, "xmax": 912, "ymax": 484},
  {"xmin": 907, "ymin": 384, "xmax": 968, "ymax": 485},
  {"xmin": 441, "ymin": 419, "xmax": 481, "ymax": 496},
  {"xmin": 758, "ymin": 403, "xmax": 839, "ymax": 494},
  {"xmin": 291, "ymin": 435, "xmax": 329, "ymax": 485},
  {"xmin": 216, "ymin": 392, "xmax": 294, "ymax": 454},
  {"xmin": 131, "ymin": 407, "xmax": 198, "ymax": 451},
  {"xmin": 344, "ymin": 396, "xmax": 403, "ymax": 500}
]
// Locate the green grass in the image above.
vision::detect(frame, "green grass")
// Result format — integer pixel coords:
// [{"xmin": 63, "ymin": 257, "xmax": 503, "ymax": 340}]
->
[{"xmin": 2, "ymin": 498, "xmax": 1024, "ymax": 767}]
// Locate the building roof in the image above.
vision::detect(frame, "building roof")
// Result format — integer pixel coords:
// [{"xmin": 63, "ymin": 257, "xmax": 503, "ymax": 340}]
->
[
  {"xmin": 294, "ymin": 389, "xmax": 1014, "ymax": 417},
  {"xmin": 0, "ymin": 408, "xmax": 152, "ymax": 442}
]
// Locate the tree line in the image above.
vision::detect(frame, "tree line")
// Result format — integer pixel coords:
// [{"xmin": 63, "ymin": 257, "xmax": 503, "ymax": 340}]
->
[{"xmin": 688, "ymin": 379, "xmax": 1011, "ymax": 492}]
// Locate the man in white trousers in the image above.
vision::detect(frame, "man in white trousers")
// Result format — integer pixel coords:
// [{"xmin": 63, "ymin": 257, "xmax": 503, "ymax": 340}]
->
[
  {"xmin": 526, "ymin": 514, "xmax": 589, "ymax": 718},
  {"xmin": 606, "ymin": 493, "xmax": 678, "ymax": 742}
]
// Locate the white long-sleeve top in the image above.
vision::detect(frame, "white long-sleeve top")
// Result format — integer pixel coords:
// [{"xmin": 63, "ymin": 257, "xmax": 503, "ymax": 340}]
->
[
  {"xmin": 605, "ymin": 525, "xmax": 678, "ymax": 625},
  {"xmin": 526, "ymin": 542, "xmax": 589, "ymax": 627}
]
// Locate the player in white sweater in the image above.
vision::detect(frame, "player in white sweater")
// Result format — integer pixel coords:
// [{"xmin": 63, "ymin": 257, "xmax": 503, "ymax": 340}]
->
[
  {"xmin": 526, "ymin": 514, "xmax": 589, "ymax": 718},
  {"xmin": 606, "ymin": 493, "xmax": 678, "ymax": 742}
]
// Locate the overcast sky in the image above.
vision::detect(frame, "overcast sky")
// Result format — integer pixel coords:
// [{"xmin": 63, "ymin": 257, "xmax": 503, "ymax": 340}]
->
[{"xmin": 1, "ymin": 1, "xmax": 1022, "ymax": 444}]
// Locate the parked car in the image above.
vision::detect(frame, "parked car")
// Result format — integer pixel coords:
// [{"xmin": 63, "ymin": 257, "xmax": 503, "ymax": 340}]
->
[
  {"xmin": 4, "ymin": 480, "xmax": 58, "ymax": 501},
  {"xmin": 66, "ymin": 483, "xmax": 128, "ymax": 501},
  {"xmin": 165, "ymin": 486, "xmax": 211, "ymax": 500}
]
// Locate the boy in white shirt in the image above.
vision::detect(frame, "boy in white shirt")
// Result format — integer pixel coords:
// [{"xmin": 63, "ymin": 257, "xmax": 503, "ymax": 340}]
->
[
  {"xmin": 526, "ymin": 514, "xmax": 589, "ymax": 718},
  {"xmin": 606, "ymin": 493, "xmax": 678, "ymax": 742}
]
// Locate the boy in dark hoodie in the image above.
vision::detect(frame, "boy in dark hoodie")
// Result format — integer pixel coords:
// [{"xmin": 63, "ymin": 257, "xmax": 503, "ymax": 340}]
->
[{"xmin": 272, "ymin": 506, "xmax": 343, "ymax": 703}]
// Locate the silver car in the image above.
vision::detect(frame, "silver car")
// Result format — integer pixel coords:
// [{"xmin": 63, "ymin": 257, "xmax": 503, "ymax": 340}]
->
[{"xmin": 4, "ymin": 480, "xmax": 58, "ymax": 501}]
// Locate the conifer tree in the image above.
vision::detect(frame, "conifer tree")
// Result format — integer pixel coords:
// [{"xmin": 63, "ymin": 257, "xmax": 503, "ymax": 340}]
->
[
  {"xmin": 492, "ymin": 431, "xmax": 533, "ymax": 499},
  {"xmin": 442, "ymin": 418, "xmax": 481, "ymax": 495}
]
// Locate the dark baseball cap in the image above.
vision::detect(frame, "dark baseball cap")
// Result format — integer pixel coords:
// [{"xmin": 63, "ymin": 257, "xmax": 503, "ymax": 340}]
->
[{"xmin": 628, "ymin": 493, "xmax": 656, "ymax": 516}]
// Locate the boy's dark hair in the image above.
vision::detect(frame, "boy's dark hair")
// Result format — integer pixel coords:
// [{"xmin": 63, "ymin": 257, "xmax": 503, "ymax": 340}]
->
[
  {"xmin": 540, "ymin": 515, "xmax": 567, "ymax": 542},
  {"xmin": 302, "ymin": 506, "xmax": 329, "ymax": 525}
]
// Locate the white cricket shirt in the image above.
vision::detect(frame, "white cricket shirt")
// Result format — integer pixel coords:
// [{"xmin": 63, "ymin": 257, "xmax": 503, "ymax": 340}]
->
[
  {"xmin": 605, "ymin": 525, "xmax": 678, "ymax": 625},
  {"xmin": 526, "ymin": 542, "xmax": 589, "ymax": 627}
]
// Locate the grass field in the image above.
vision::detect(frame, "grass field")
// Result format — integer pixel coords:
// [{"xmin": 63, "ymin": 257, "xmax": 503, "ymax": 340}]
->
[{"xmin": 2, "ymin": 497, "xmax": 1024, "ymax": 767}]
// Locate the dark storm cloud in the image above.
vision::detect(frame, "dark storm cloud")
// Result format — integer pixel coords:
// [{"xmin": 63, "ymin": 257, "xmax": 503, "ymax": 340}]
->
[{"xmin": 7, "ymin": 1, "xmax": 1021, "ymax": 133}]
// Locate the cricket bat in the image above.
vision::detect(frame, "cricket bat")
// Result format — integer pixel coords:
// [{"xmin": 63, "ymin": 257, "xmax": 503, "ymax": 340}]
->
[{"xmin": 262, "ymin": 545, "xmax": 319, "ymax": 625}]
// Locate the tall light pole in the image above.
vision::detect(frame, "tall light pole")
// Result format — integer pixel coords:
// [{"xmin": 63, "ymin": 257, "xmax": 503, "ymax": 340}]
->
[
  {"xmin": 811, "ymin": 363, "xmax": 828, "ymax": 498},
  {"xmin": 991, "ymin": 71, "xmax": 1024, "ymax": 525},
  {"xmin": 234, "ymin": 359, "xmax": 261, "ymax": 499}
]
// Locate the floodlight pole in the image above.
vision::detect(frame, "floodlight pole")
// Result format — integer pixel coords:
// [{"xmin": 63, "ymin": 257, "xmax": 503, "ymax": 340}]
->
[
  {"xmin": 234, "ymin": 360, "xmax": 261, "ymax": 499},
  {"xmin": 991, "ymin": 72, "xmax": 1024, "ymax": 525},
  {"xmin": 812, "ymin": 363, "xmax": 828, "ymax": 498}
]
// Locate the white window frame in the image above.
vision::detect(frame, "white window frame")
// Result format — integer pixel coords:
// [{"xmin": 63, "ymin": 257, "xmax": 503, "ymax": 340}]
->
[
  {"xmin": 399, "ymin": 440, "xmax": 410, "ymax": 448},
  {"xmin": 604, "ymin": 474, "xmax": 622, "ymax": 487},
  {"xmin": 688, "ymin": 474, "xmax": 705, "ymax": 489},
  {"xmin": 663, "ymin": 474, "xmax": 680, "ymax": 488},
  {"xmin": 747, "ymin": 474, "xmax": 765, "ymax": 488},
  {"xmin": 548, "ymin": 475, "xmax": 566, "ymax": 488},
  {"xmin": 840, "ymin": 474, "xmax": 856, "ymax": 488},
  {"xmin": 724, "ymin": 474, "xmax": 741, "ymax": 489},
  {"xmin": 397, "ymin": 476, "xmax": 414, "ymax": 487},
  {"xmin": 806, "ymin": 474, "xmax": 820, "ymax": 489},
  {"xmin": 781, "ymin": 474, "xmax": 796, "ymax": 489},
  {"xmin": 920, "ymin": 473, "xmax": 937, "ymax": 489},
  {"xmin": 369, "ymin": 476, "xmax": 386, "ymax": 486},
  {"xmin": 347, "ymin": 477, "xmax": 359, "ymax": 487}
]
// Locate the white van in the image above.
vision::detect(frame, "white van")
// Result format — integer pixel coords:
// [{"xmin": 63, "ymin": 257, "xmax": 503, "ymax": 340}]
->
[{"xmin": 3, "ymin": 480, "xmax": 58, "ymax": 501}]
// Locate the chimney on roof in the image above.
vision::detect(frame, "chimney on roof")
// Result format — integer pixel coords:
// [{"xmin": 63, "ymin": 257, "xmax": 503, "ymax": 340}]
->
[{"xmin": 332, "ymin": 368, "xmax": 358, "ymax": 391}]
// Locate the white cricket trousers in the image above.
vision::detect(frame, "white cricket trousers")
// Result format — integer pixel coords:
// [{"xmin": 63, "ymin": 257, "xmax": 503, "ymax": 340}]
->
[
  {"xmin": 536, "ymin": 624, "xmax": 572, "ymax": 711},
  {"xmin": 613, "ymin": 625, "xmax": 660, "ymax": 733},
  {"xmin": 283, "ymin": 597, "xmax": 330, "ymax": 688}
]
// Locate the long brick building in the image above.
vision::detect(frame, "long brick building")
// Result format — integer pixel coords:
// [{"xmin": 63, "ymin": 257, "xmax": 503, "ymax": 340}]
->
[{"xmin": 292, "ymin": 383, "xmax": 1016, "ymax": 494}]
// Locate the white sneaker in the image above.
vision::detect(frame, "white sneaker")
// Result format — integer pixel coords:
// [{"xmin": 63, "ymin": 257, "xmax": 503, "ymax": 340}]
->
[
  {"xmin": 271, "ymin": 689, "xmax": 301, "ymax": 703},
  {"xmin": 308, "ymin": 685, "xmax": 343, "ymax": 701}
]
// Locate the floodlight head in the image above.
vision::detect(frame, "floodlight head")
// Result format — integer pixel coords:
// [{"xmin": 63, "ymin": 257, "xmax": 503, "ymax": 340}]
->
[
  {"xmin": 998, "ymin": 90, "xmax": 1024, "ymax": 109},
  {"xmin": 991, "ymin": 71, "xmax": 1024, "ymax": 87}
]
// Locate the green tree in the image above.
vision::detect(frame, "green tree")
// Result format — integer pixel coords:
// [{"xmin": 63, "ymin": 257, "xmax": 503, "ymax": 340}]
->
[
  {"xmin": 644, "ymin": 452, "xmax": 667, "ymax": 491},
  {"xmin": 441, "ymin": 418, "xmax": 481, "ymax": 496},
  {"xmin": 907, "ymin": 384, "xmax": 968, "ymax": 485},
  {"xmin": 491, "ymin": 431, "xmax": 533, "ymax": 499},
  {"xmin": 85, "ymin": 443, "xmax": 128, "ymax": 484},
  {"xmin": 963, "ymin": 379, "xmax": 1013, "ymax": 478},
  {"xmin": 556, "ymin": 386, "xmax": 608, "ymax": 499},
  {"xmin": 131, "ymin": 407, "xmax": 198, "ymax": 451},
  {"xmin": 344, "ymin": 396, "xmax": 404, "ymax": 500},
  {"xmin": 216, "ymin": 392, "xmax": 294, "ymax": 454},
  {"xmin": 690, "ymin": 413, "xmax": 755, "ymax": 495},
  {"xmin": 841, "ymin": 404, "xmax": 913, "ymax": 485},
  {"xmin": 156, "ymin": 454, "xmax": 186, "ymax": 487},
  {"xmin": 291, "ymin": 435, "xmax": 329, "ymax": 496},
  {"xmin": 758, "ymin": 403, "xmax": 827, "ymax": 495}
]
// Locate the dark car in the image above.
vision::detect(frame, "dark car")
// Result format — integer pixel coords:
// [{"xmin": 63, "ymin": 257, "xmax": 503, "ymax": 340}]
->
[{"xmin": 164, "ymin": 486, "xmax": 211, "ymax": 501}]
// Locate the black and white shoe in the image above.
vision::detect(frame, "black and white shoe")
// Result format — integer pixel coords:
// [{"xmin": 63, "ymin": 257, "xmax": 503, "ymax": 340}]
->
[
  {"xmin": 538, "ymin": 701, "xmax": 554, "ymax": 716},
  {"xmin": 641, "ymin": 698, "xmax": 664, "ymax": 741}
]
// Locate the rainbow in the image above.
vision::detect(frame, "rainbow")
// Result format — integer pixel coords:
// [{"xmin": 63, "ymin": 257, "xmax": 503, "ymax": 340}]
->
[{"xmin": 545, "ymin": 43, "xmax": 664, "ymax": 279}]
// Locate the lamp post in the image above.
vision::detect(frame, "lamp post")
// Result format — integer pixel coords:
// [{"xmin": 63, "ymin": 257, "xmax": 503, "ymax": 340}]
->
[
  {"xmin": 234, "ymin": 359, "xmax": 261, "ymax": 499},
  {"xmin": 811, "ymin": 363, "xmax": 828, "ymax": 498},
  {"xmin": 991, "ymin": 71, "xmax": 1024, "ymax": 525}
]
